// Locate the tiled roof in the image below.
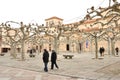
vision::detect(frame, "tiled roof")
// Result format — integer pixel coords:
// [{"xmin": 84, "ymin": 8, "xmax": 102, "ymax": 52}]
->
[
  {"xmin": 84, "ymin": 18, "xmax": 101, "ymax": 24},
  {"xmin": 45, "ymin": 16, "xmax": 63, "ymax": 21},
  {"xmin": 65, "ymin": 18, "xmax": 101, "ymax": 25}
]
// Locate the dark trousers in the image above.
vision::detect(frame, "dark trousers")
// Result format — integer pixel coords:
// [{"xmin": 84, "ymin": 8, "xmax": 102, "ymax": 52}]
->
[
  {"xmin": 100, "ymin": 52, "xmax": 102, "ymax": 56},
  {"xmin": 51, "ymin": 61, "xmax": 58, "ymax": 69},
  {"xmin": 44, "ymin": 62, "xmax": 48, "ymax": 72},
  {"xmin": 116, "ymin": 52, "xmax": 118, "ymax": 55}
]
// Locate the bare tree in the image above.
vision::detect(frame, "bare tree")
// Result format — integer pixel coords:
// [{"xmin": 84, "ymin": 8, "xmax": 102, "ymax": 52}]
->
[{"xmin": 4, "ymin": 21, "xmax": 37, "ymax": 60}]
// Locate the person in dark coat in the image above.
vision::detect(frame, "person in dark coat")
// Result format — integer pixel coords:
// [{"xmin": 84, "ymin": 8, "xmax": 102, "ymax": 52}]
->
[
  {"xmin": 115, "ymin": 47, "xmax": 119, "ymax": 55},
  {"xmin": 30, "ymin": 49, "xmax": 33, "ymax": 54},
  {"xmin": 51, "ymin": 50, "xmax": 59, "ymax": 69},
  {"xmin": 99, "ymin": 47, "xmax": 103, "ymax": 56},
  {"xmin": 102, "ymin": 47, "xmax": 105, "ymax": 56},
  {"xmin": 43, "ymin": 49, "xmax": 49, "ymax": 72}
]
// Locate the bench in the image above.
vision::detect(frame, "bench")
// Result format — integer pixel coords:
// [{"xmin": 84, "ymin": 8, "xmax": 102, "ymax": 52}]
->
[
  {"xmin": 63, "ymin": 55, "xmax": 74, "ymax": 59},
  {"xmin": 29, "ymin": 54, "xmax": 35, "ymax": 57},
  {"xmin": 0, "ymin": 54, "xmax": 5, "ymax": 56}
]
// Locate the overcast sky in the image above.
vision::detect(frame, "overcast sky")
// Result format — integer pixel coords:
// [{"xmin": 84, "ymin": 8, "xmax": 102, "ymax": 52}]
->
[{"xmin": 0, "ymin": 0, "xmax": 119, "ymax": 24}]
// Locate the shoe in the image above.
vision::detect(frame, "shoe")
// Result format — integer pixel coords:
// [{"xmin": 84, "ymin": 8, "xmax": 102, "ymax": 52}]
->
[{"xmin": 45, "ymin": 70, "xmax": 48, "ymax": 72}]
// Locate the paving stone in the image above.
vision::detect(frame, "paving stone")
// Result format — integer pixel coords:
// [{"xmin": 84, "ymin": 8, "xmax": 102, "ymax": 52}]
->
[
  {"xmin": 35, "ymin": 75, "xmax": 41, "ymax": 80},
  {"xmin": 0, "ymin": 53, "xmax": 120, "ymax": 80},
  {"xmin": 0, "ymin": 78, "xmax": 10, "ymax": 80},
  {"xmin": 10, "ymin": 77, "xmax": 35, "ymax": 80}
]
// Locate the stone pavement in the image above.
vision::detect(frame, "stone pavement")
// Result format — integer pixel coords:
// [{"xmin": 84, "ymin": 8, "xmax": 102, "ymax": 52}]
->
[
  {"xmin": 0, "ymin": 65, "xmax": 79, "ymax": 80},
  {"xmin": 0, "ymin": 52, "xmax": 120, "ymax": 80}
]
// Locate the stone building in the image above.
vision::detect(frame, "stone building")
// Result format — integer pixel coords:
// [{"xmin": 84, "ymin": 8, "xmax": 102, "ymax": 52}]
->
[{"xmin": 0, "ymin": 16, "xmax": 120, "ymax": 55}]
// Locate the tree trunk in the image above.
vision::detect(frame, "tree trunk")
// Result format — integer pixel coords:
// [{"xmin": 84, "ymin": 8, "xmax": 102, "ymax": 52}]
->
[
  {"xmin": 111, "ymin": 39, "xmax": 115, "ymax": 56},
  {"xmin": 95, "ymin": 36, "xmax": 98, "ymax": 59},
  {"xmin": 109, "ymin": 0, "xmax": 111, "ymax": 7},
  {"xmin": 108, "ymin": 38, "xmax": 111, "ymax": 55},
  {"xmin": 21, "ymin": 40, "xmax": 25, "ymax": 60},
  {"xmin": 76, "ymin": 41, "xmax": 80, "ymax": 53},
  {"xmin": 10, "ymin": 44, "xmax": 17, "ymax": 59},
  {"xmin": 38, "ymin": 44, "xmax": 40, "ymax": 54},
  {"xmin": 90, "ymin": 36, "xmax": 93, "ymax": 54},
  {"xmin": 13, "ymin": 45, "xmax": 17, "ymax": 58},
  {"xmin": 54, "ymin": 37, "xmax": 58, "ymax": 53}
]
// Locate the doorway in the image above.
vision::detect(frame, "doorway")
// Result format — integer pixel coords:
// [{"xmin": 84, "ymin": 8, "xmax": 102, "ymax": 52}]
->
[{"xmin": 66, "ymin": 44, "xmax": 70, "ymax": 51}]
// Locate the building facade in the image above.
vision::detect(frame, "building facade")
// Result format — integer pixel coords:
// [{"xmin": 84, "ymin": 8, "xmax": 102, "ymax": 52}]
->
[{"xmin": 0, "ymin": 16, "xmax": 120, "ymax": 55}]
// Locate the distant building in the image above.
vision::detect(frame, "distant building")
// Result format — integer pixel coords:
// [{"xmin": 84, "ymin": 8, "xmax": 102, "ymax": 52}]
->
[{"xmin": 45, "ymin": 16, "xmax": 63, "ymax": 26}]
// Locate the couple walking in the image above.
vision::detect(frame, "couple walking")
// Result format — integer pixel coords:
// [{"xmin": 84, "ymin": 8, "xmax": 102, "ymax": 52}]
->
[{"xmin": 42, "ymin": 49, "xmax": 59, "ymax": 72}]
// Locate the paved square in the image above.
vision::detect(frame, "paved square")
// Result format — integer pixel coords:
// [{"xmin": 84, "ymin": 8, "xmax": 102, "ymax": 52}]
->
[{"xmin": 0, "ymin": 52, "xmax": 120, "ymax": 80}]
